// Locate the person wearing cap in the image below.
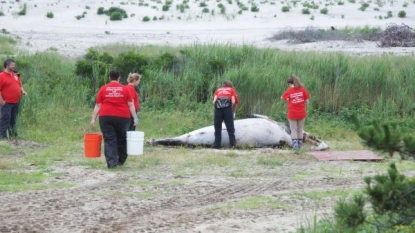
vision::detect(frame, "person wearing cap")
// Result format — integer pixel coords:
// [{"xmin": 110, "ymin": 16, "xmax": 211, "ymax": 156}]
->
[
  {"xmin": 0, "ymin": 58, "xmax": 28, "ymax": 139},
  {"xmin": 212, "ymin": 80, "xmax": 237, "ymax": 149},
  {"xmin": 91, "ymin": 70, "xmax": 138, "ymax": 168}
]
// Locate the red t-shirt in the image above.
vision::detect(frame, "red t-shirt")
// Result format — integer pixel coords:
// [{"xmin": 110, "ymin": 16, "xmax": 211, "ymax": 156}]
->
[
  {"xmin": 214, "ymin": 86, "xmax": 236, "ymax": 100},
  {"xmin": 125, "ymin": 84, "xmax": 139, "ymax": 110},
  {"xmin": 234, "ymin": 91, "xmax": 239, "ymax": 104},
  {"xmin": 0, "ymin": 70, "xmax": 22, "ymax": 103},
  {"xmin": 281, "ymin": 86, "xmax": 310, "ymax": 120},
  {"xmin": 96, "ymin": 81, "xmax": 132, "ymax": 118}
]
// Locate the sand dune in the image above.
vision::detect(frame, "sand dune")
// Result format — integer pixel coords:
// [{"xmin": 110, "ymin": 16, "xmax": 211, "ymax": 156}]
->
[{"xmin": 1, "ymin": 0, "xmax": 414, "ymax": 57}]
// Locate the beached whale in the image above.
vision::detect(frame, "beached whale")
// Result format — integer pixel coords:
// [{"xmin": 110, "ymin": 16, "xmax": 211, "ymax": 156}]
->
[{"xmin": 147, "ymin": 115, "xmax": 329, "ymax": 150}]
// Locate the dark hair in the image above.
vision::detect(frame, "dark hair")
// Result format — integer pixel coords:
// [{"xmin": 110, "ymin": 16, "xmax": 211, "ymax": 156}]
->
[
  {"xmin": 287, "ymin": 75, "xmax": 303, "ymax": 89},
  {"xmin": 3, "ymin": 58, "xmax": 15, "ymax": 68},
  {"xmin": 223, "ymin": 80, "xmax": 234, "ymax": 87},
  {"xmin": 109, "ymin": 70, "xmax": 120, "ymax": 80}
]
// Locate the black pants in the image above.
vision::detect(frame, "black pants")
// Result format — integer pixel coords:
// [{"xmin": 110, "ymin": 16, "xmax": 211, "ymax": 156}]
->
[
  {"xmin": 99, "ymin": 116, "xmax": 130, "ymax": 168},
  {"xmin": 213, "ymin": 106, "xmax": 235, "ymax": 148},
  {"xmin": 0, "ymin": 102, "xmax": 20, "ymax": 139}
]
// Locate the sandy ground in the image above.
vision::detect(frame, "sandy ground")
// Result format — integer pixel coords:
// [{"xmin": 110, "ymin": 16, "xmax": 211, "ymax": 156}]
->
[
  {"xmin": 1, "ymin": 140, "xmax": 405, "ymax": 233},
  {"xmin": 1, "ymin": 0, "xmax": 415, "ymax": 232},
  {"xmin": 1, "ymin": 0, "xmax": 415, "ymax": 57}
]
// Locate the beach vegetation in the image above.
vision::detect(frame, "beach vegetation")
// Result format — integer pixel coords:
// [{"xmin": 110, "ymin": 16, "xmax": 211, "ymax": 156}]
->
[
  {"xmin": 281, "ymin": 6, "xmax": 290, "ymax": 12},
  {"xmin": 46, "ymin": 12, "xmax": 54, "ymax": 18},
  {"xmin": 199, "ymin": 2, "xmax": 208, "ymax": 7},
  {"xmin": 110, "ymin": 12, "xmax": 123, "ymax": 20},
  {"xmin": 0, "ymin": 11, "xmax": 4, "ymax": 16},
  {"xmin": 398, "ymin": 10, "xmax": 406, "ymax": 17},
  {"xmin": 99, "ymin": 7, "xmax": 128, "ymax": 20},
  {"xmin": 251, "ymin": 5, "xmax": 260, "ymax": 12},
  {"xmin": 1, "ymin": 28, "xmax": 10, "ymax": 34},
  {"xmin": 17, "ymin": 3, "xmax": 27, "ymax": 16},
  {"xmin": 348, "ymin": 0, "xmax": 356, "ymax": 3},
  {"xmin": 162, "ymin": 4, "xmax": 170, "ymax": 11},
  {"xmin": 97, "ymin": 7, "xmax": 104, "ymax": 15},
  {"xmin": 320, "ymin": 7, "xmax": 328, "ymax": 14},
  {"xmin": 153, "ymin": 16, "xmax": 158, "ymax": 20},
  {"xmin": 337, "ymin": 1, "xmax": 344, "ymax": 5},
  {"xmin": 143, "ymin": 16, "xmax": 151, "ymax": 22},
  {"xmin": 386, "ymin": 10, "xmax": 393, "ymax": 18},
  {"xmin": 403, "ymin": 2, "xmax": 408, "ymax": 7},
  {"xmin": 202, "ymin": 7, "xmax": 210, "ymax": 13},
  {"xmin": 302, "ymin": 8, "xmax": 310, "ymax": 14}
]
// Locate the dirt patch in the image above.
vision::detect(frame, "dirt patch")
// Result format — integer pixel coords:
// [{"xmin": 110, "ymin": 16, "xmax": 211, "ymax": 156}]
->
[{"xmin": 0, "ymin": 145, "xmax": 398, "ymax": 233}]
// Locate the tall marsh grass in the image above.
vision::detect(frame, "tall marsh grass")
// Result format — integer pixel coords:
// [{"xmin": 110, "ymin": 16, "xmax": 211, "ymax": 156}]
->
[{"xmin": 2, "ymin": 36, "xmax": 415, "ymax": 142}]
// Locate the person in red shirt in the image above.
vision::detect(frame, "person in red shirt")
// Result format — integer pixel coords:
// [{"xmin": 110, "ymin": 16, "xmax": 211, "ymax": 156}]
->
[
  {"xmin": 91, "ymin": 70, "xmax": 138, "ymax": 168},
  {"xmin": 212, "ymin": 80, "xmax": 237, "ymax": 149},
  {"xmin": 281, "ymin": 75, "xmax": 310, "ymax": 150},
  {"xmin": 0, "ymin": 58, "xmax": 28, "ymax": 139},
  {"xmin": 125, "ymin": 73, "xmax": 141, "ymax": 131}
]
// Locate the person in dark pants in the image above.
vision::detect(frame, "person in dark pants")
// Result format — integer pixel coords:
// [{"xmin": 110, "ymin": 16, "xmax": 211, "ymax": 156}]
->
[
  {"xmin": 90, "ymin": 70, "xmax": 138, "ymax": 168},
  {"xmin": 212, "ymin": 80, "xmax": 237, "ymax": 149},
  {"xmin": 0, "ymin": 58, "xmax": 28, "ymax": 139}
]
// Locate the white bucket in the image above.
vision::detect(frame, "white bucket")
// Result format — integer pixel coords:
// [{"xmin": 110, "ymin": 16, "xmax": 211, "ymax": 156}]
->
[{"xmin": 127, "ymin": 131, "xmax": 145, "ymax": 156}]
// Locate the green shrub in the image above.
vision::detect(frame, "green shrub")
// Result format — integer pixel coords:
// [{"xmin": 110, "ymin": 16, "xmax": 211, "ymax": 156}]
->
[
  {"xmin": 46, "ymin": 12, "xmax": 54, "ymax": 18},
  {"xmin": 281, "ymin": 6, "xmax": 290, "ymax": 12},
  {"xmin": 110, "ymin": 12, "xmax": 122, "ymax": 20},
  {"xmin": 199, "ymin": 2, "xmax": 207, "ymax": 7},
  {"xmin": 202, "ymin": 8, "xmax": 209, "ymax": 13},
  {"xmin": 1, "ymin": 28, "xmax": 10, "ymax": 34},
  {"xmin": 0, "ymin": 11, "xmax": 4, "ymax": 16},
  {"xmin": 398, "ymin": 10, "xmax": 406, "ymax": 18},
  {"xmin": 302, "ymin": 8, "xmax": 310, "ymax": 14},
  {"xmin": 143, "ymin": 16, "xmax": 150, "ymax": 22},
  {"xmin": 320, "ymin": 8, "xmax": 328, "ymax": 14},
  {"xmin": 334, "ymin": 163, "xmax": 415, "ymax": 231},
  {"xmin": 105, "ymin": 7, "xmax": 128, "ymax": 19},
  {"xmin": 151, "ymin": 52, "xmax": 175, "ymax": 71},
  {"xmin": 113, "ymin": 51, "xmax": 150, "ymax": 81},
  {"xmin": 18, "ymin": 3, "xmax": 27, "ymax": 16},
  {"xmin": 251, "ymin": 5, "xmax": 259, "ymax": 12},
  {"xmin": 387, "ymin": 11, "xmax": 393, "ymax": 18},
  {"xmin": 97, "ymin": 7, "xmax": 104, "ymax": 15},
  {"xmin": 162, "ymin": 4, "xmax": 170, "ymax": 11}
]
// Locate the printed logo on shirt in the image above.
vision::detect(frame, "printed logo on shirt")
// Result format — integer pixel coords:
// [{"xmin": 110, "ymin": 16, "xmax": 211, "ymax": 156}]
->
[
  {"xmin": 105, "ymin": 86, "xmax": 124, "ymax": 98},
  {"xmin": 290, "ymin": 92, "xmax": 304, "ymax": 104}
]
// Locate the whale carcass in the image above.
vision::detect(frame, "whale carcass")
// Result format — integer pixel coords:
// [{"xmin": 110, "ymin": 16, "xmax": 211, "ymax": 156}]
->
[{"xmin": 147, "ymin": 115, "xmax": 329, "ymax": 150}]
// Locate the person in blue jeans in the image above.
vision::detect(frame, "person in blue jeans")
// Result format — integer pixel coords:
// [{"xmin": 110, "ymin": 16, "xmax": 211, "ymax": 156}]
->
[{"xmin": 0, "ymin": 59, "xmax": 28, "ymax": 139}]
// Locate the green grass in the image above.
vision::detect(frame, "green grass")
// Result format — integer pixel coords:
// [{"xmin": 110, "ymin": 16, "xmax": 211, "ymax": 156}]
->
[
  {"xmin": 226, "ymin": 196, "xmax": 289, "ymax": 210},
  {"xmin": 0, "ymin": 170, "xmax": 73, "ymax": 191},
  {"xmin": 1, "ymin": 37, "xmax": 414, "ymax": 232}
]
